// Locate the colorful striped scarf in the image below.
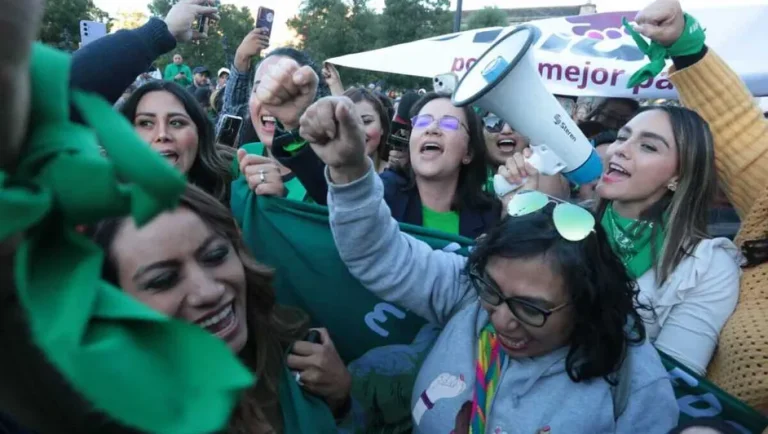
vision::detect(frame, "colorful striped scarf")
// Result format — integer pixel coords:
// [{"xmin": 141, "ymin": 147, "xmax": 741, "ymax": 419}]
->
[{"xmin": 470, "ymin": 324, "xmax": 505, "ymax": 434}]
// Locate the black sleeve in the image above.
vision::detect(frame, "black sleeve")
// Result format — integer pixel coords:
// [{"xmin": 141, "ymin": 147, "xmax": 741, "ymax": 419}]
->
[
  {"xmin": 70, "ymin": 18, "xmax": 177, "ymax": 104},
  {"xmin": 671, "ymin": 45, "xmax": 708, "ymax": 71},
  {"xmin": 272, "ymin": 144, "xmax": 330, "ymax": 206}
]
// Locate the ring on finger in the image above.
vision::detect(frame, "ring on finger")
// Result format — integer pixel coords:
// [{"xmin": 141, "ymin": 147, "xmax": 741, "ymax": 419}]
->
[
  {"xmin": 294, "ymin": 371, "xmax": 304, "ymax": 386},
  {"xmin": 259, "ymin": 169, "xmax": 267, "ymax": 184}
]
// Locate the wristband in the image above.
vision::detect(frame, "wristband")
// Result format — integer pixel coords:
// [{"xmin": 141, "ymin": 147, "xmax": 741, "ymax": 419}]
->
[
  {"xmin": 421, "ymin": 391, "xmax": 435, "ymax": 409},
  {"xmin": 622, "ymin": 13, "xmax": 706, "ymax": 88}
]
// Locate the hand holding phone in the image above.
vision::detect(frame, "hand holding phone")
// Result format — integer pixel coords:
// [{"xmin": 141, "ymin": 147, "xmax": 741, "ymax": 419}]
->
[
  {"xmin": 256, "ymin": 7, "xmax": 275, "ymax": 39},
  {"xmin": 165, "ymin": 0, "xmax": 219, "ymax": 42},
  {"xmin": 286, "ymin": 328, "xmax": 351, "ymax": 409}
]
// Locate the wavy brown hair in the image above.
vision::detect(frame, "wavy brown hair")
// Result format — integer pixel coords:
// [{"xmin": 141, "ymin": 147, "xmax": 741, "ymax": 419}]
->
[
  {"xmin": 120, "ymin": 81, "xmax": 236, "ymax": 204},
  {"xmin": 90, "ymin": 185, "xmax": 308, "ymax": 432}
]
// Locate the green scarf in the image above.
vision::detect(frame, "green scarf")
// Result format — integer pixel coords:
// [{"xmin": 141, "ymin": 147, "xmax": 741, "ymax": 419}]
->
[
  {"xmin": 601, "ymin": 203, "xmax": 665, "ymax": 279},
  {"xmin": 622, "ymin": 13, "xmax": 706, "ymax": 88},
  {"xmin": 0, "ymin": 43, "xmax": 253, "ymax": 433}
]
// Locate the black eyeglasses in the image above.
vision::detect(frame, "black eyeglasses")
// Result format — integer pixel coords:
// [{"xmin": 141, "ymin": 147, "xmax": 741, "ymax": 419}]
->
[{"xmin": 468, "ymin": 265, "xmax": 569, "ymax": 327}]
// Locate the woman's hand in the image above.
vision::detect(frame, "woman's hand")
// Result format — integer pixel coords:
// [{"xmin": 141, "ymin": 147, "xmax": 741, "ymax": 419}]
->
[
  {"xmin": 633, "ymin": 0, "xmax": 685, "ymax": 46},
  {"xmin": 299, "ymin": 96, "xmax": 368, "ymax": 184},
  {"xmin": 498, "ymin": 148, "xmax": 540, "ymax": 192},
  {"xmin": 164, "ymin": 0, "xmax": 220, "ymax": 43},
  {"xmin": 286, "ymin": 328, "xmax": 351, "ymax": 415},
  {"xmin": 234, "ymin": 27, "xmax": 270, "ymax": 72},
  {"xmin": 498, "ymin": 149, "xmax": 571, "ymax": 210},
  {"xmin": 255, "ymin": 57, "xmax": 319, "ymax": 130},
  {"xmin": 322, "ymin": 62, "xmax": 344, "ymax": 96},
  {"xmin": 237, "ymin": 149, "xmax": 285, "ymax": 196}
]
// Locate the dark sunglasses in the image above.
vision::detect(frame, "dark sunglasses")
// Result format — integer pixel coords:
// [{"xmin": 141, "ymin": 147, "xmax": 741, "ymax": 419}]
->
[
  {"xmin": 411, "ymin": 114, "xmax": 468, "ymax": 133},
  {"xmin": 468, "ymin": 266, "xmax": 569, "ymax": 327},
  {"xmin": 483, "ymin": 115, "xmax": 506, "ymax": 133}
]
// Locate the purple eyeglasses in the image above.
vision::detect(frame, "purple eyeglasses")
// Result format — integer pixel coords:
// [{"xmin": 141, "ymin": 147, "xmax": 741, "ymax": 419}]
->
[{"xmin": 411, "ymin": 114, "xmax": 469, "ymax": 133}]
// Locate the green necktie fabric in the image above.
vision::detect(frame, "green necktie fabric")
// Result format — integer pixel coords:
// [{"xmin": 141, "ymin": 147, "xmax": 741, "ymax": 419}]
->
[
  {"xmin": 0, "ymin": 43, "xmax": 253, "ymax": 433},
  {"xmin": 622, "ymin": 13, "xmax": 706, "ymax": 88},
  {"xmin": 600, "ymin": 203, "xmax": 665, "ymax": 279},
  {"xmin": 279, "ymin": 352, "xmax": 338, "ymax": 433}
]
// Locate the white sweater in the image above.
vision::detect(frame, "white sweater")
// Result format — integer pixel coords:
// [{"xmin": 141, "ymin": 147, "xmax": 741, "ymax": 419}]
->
[{"xmin": 636, "ymin": 237, "xmax": 741, "ymax": 375}]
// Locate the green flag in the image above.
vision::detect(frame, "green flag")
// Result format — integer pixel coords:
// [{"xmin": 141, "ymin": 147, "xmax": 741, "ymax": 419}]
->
[{"xmin": 243, "ymin": 196, "xmax": 768, "ymax": 434}]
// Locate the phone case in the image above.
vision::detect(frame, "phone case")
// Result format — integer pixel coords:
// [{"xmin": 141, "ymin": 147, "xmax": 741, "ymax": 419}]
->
[{"xmin": 256, "ymin": 8, "xmax": 275, "ymax": 36}]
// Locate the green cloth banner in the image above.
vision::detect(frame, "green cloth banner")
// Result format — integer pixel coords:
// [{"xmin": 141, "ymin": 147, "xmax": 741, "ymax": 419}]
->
[
  {"xmin": 0, "ymin": 43, "xmax": 253, "ymax": 434},
  {"xmin": 246, "ymin": 196, "xmax": 768, "ymax": 433}
]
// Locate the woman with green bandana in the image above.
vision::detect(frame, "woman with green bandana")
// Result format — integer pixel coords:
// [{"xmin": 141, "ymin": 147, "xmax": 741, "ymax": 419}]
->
[{"xmin": 505, "ymin": 104, "xmax": 740, "ymax": 376}]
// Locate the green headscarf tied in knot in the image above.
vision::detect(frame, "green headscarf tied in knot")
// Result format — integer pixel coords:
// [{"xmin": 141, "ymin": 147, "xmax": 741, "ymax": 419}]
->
[
  {"xmin": 622, "ymin": 13, "xmax": 706, "ymax": 88},
  {"xmin": 0, "ymin": 44, "xmax": 253, "ymax": 433}
]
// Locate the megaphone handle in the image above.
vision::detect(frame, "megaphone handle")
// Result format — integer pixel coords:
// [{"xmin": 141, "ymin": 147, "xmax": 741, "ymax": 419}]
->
[{"xmin": 493, "ymin": 148, "xmax": 544, "ymax": 197}]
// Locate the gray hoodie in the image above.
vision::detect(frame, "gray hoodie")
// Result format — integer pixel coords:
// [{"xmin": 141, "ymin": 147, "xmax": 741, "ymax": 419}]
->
[{"xmin": 327, "ymin": 164, "xmax": 679, "ymax": 434}]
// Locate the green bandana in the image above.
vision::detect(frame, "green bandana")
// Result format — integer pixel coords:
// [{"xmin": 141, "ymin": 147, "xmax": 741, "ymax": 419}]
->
[
  {"xmin": 600, "ymin": 203, "xmax": 665, "ymax": 279},
  {"xmin": 0, "ymin": 44, "xmax": 253, "ymax": 432},
  {"xmin": 623, "ymin": 13, "xmax": 706, "ymax": 88}
]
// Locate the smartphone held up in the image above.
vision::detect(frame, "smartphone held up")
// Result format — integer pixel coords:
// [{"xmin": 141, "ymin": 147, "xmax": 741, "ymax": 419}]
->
[
  {"xmin": 197, "ymin": 0, "xmax": 221, "ymax": 35},
  {"xmin": 256, "ymin": 7, "xmax": 275, "ymax": 39}
]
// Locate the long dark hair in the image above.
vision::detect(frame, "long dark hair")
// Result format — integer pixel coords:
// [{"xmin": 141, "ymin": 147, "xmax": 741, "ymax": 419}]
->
[
  {"xmin": 120, "ymin": 81, "xmax": 235, "ymax": 203},
  {"xmin": 408, "ymin": 92, "xmax": 496, "ymax": 211},
  {"xmin": 596, "ymin": 106, "xmax": 716, "ymax": 284},
  {"xmin": 344, "ymin": 87, "xmax": 391, "ymax": 169},
  {"xmin": 467, "ymin": 204, "xmax": 649, "ymax": 382},
  {"xmin": 90, "ymin": 185, "xmax": 308, "ymax": 432}
]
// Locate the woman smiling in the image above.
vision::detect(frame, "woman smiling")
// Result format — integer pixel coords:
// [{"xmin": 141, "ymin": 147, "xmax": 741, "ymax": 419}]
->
[{"xmin": 91, "ymin": 186, "xmax": 349, "ymax": 432}]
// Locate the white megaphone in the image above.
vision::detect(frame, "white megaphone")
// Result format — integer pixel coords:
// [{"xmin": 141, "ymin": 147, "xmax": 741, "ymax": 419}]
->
[{"xmin": 452, "ymin": 25, "xmax": 602, "ymax": 197}]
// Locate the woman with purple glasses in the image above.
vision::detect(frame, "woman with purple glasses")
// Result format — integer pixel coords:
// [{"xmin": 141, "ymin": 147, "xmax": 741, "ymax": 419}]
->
[{"xmin": 274, "ymin": 91, "xmax": 499, "ymax": 238}]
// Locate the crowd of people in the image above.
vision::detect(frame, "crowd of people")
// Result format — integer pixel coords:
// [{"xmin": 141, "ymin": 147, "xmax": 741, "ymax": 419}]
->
[{"xmin": 1, "ymin": 0, "xmax": 767, "ymax": 433}]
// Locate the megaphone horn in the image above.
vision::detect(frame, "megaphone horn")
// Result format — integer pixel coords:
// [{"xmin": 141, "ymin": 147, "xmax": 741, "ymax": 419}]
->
[{"xmin": 452, "ymin": 25, "xmax": 602, "ymax": 196}]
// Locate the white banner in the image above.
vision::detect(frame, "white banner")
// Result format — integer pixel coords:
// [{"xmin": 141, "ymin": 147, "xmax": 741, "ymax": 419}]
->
[{"xmin": 327, "ymin": 6, "xmax": 768, "ymax": 98}]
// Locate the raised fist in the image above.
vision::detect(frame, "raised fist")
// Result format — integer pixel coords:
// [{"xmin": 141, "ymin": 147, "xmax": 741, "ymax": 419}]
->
[
  {"xmin": 299, "ymin": 96, "xmax": 368, "ymax": 184},
  {"xmin": 633, "ymin": 0, "xmax": 685, "ymax": 47},
  {"xmin": 255, "ymin": 57, "xmax": 319, "ymax": 130}
]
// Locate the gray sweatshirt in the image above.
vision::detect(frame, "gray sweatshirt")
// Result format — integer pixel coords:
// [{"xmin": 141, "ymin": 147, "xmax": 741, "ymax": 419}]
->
[{"xmin": 327, "ymin": 164, "xmax": 679, "ymax": 434}]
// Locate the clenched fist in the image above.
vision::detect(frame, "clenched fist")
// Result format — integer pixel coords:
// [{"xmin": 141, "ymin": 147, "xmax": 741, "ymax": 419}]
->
[
  {"xmin": 633, "ymin": 0, "xmax": 685, "ymax": 47},
  {"xmin": 299, "ymin": 96, "xmax": 369, "ymax": 184},
  {"xmin": 255, "ymin": 57, "xmax": 318, "ymax": 130}
]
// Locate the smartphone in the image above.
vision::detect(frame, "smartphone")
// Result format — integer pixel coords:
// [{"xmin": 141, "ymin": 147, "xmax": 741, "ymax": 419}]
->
[
  {"xmin": 197, "ymin": 0, "xmax": 221, "ymax": 34},
  {"xmin": 304, "ymin": 330, "xmax": 321, "ymax": 344},
  {"xmin": 217, "ymin": 115, "xmax": 243, "ymax": 148},
  {"xmin": 388, "ymin": 121, "xmax": 411, "ymax": 152},
  {"xmin": 433, "ymin": 72, "xmax": 458, "ymax": 96},
  {"xmin": 79, "ymin": 20, "xmax": 107, "ymax": 47},
  {"xmin": 256, "ymin": 7, "xmax": 275, "ymax": 39}
]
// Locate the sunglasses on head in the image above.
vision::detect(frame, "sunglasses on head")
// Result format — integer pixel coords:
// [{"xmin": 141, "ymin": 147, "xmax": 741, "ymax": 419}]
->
[
  {"xmin": 468, "ymin": 265, "xmax": 569, "ymax": 327},
  {"xmin": 411, "ymin": 114, "xmax": 468, "ymax": 133},
  {"xmin": 506, "ymin": 190, "xmax": 596, "ymax": 242},
  {"xmin": 483, "ymin": 115, "xmax": 507, "ymax": 133}
]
